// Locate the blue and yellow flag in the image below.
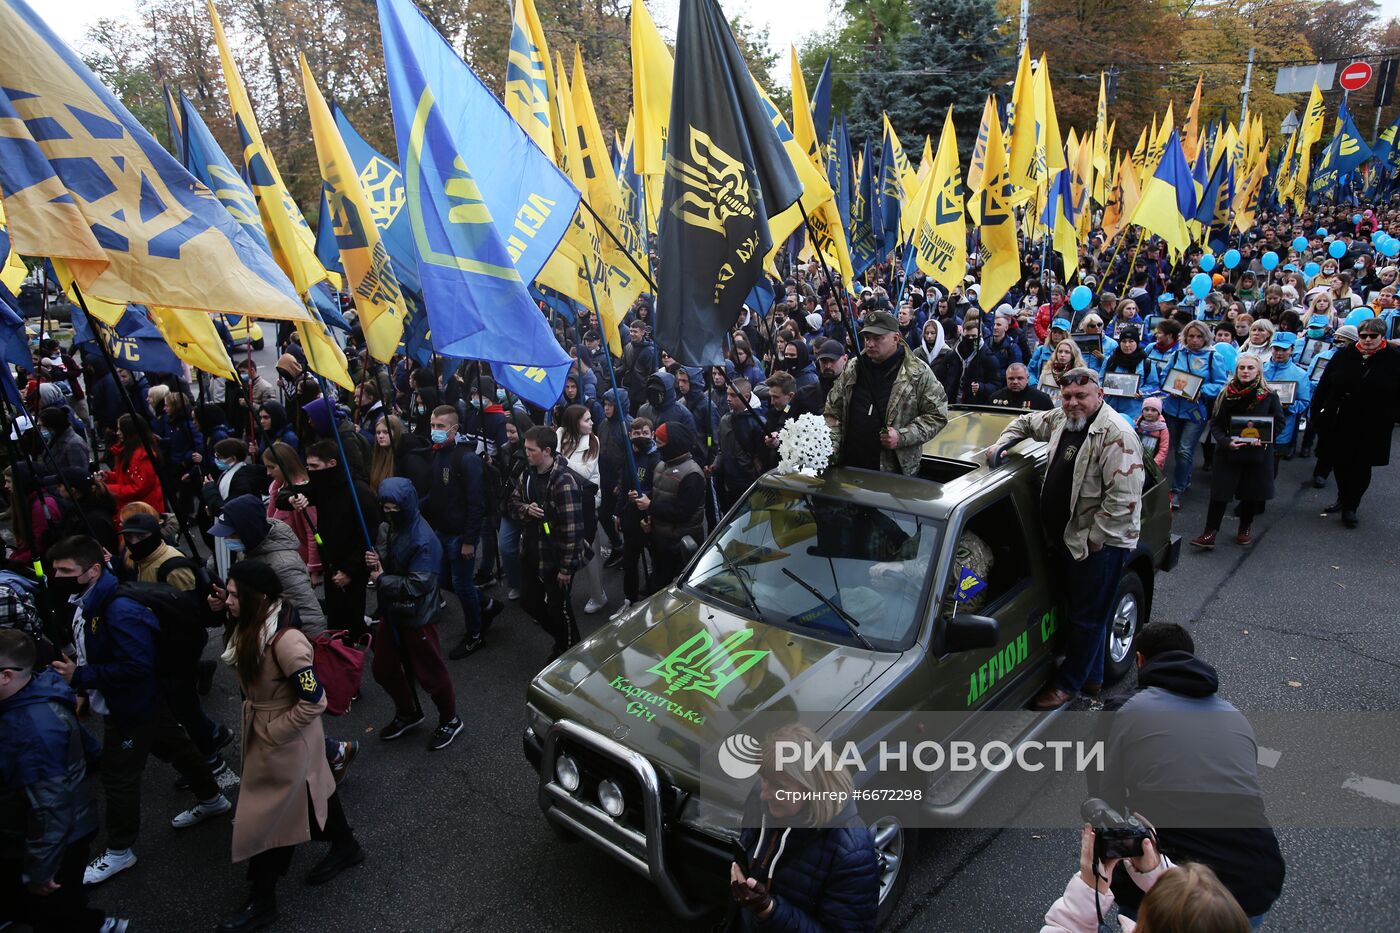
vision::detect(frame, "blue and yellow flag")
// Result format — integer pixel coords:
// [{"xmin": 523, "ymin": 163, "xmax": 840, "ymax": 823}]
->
[
  {"xmin": 377, "ymin": 0, "xmax": 572, "ymax": 406},
  {"xmin": 378, "ymin": 0, "xmax": 577, "ymax": 289},
  {"xmin": 811, "ymin": 56, "xmax": 832, "ymax": 149},
  {"xmin": 849, "ymin": 138, "xmax": 879, "ymax": 280},
  {"xmin": 1311, "ymin": 101, "xmax": 1372, "ymax": 200},
  {"xmin": 301, "ymin": 56, "xmax": 407, "ymax": 363},
  {"xmin": 505, "ymin": 0, "xmax": 556, "ymax": 160},
  {"xmin": 70, "ymin": 300, "xmax": 184, "ymax": 375},
  {"xmin": 1129, "ymin": 130, "xmax": 1195, "ymax": 258},
  {"xmin": 332, "ymin": 105, "xmax": 422, "ymax": 298},
  {"xmin": 0, "ymin": 0, "xmax": 307, "ymax": 322},
  {"xmin": 1039, "ymin": 168, "xmax": 1079, "ymax": 283},
  {"xmin": 1373, "ymin": 112, "xmax": 1400, "ymax": 169}
]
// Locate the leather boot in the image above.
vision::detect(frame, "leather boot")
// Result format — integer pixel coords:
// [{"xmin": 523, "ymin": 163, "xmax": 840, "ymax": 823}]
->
[
  {"xmin": 306, "ymin": 840, "xmax": 365, "ymax": 886},
  {"xmin": 1189, "ymin": 530, "xmax": 1217, "ymax": 550},
  {"xmin": 1235, "ymin": 525, "xmax": 1252, "ymax": 546},
  {"xmin": 217, "ymin": 888, "xmax": 277, "ymax": 933}
]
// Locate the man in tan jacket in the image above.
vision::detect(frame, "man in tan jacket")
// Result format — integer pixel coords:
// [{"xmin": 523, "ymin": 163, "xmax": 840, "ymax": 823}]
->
[{"xmin": 988, "ymin": 367, "xmax": 1144, "ymax": 709}]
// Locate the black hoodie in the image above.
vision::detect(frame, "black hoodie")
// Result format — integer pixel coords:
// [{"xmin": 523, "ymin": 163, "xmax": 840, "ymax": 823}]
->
[{"xmin": 1095, "ymin": 650, "xmax": 1286, "ymax": 917}]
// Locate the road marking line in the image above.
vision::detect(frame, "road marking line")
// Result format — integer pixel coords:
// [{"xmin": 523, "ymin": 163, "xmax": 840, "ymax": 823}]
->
[{"xmin": 1342, "ymin": 775, "xmax": 1400, "ymax": 806}]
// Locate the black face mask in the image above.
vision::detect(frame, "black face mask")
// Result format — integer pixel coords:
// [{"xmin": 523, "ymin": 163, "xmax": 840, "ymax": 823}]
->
[
  {"xmin": 631, "ymin": 437, "xmax": 652, "ymax": 453},
  {"xmin": 646, "ymin": 388, "xmax": 665, "ymax": 409},
  {"xmin": 383, "ymin": 508, "xmax": 412, "ymax": 529},
  {"xmin": 127, "ymin": 534, "xmax": 162, "ymax": 561},
  {"xmin": 48, "ymin": 575, "xmax": 86, "ymax": 601},
  {"xmin": 959, "ymin": 336, "xmax": 981, "ymax": 352}
]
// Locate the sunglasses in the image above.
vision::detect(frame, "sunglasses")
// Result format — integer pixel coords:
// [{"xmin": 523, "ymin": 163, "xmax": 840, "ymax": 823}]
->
[
  {"xmin": 1358, "ymin": 332, "xmax": 1384, "ymax": 340},
  {"xmin": 1059, "ymin": 373, "xmax": 1098, "ymax": 387}
]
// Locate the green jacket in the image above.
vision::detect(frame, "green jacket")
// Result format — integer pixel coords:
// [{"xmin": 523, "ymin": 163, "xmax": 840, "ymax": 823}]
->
[
  {"xmin": 993, "ymin": 403, "xmax": 1145, "ymax": 559},
  {"xmin": 824, "ymin": 347, "xmax": 950, "ymax": 475}
]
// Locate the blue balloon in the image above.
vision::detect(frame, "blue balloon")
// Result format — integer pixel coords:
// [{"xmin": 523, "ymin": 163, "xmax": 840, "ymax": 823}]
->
[
  {"xmin": 1304, "ymin": 262, "xmax": 1321, "ymax": 279},
  {"xmin": 1373, "ymin": 230, "xmax": 1387, "ymax": 244},
  {"xmin": 1283, "ymin": 263, "xmax": 1298, "ymax": 272},
  {"xmin": 1261, "ymin": 251, "xmax": 1279, "ymax": 271},
  {"xmin": 1199, "ymin": 253, "xmax": 1216, "ymax": 272},
  {"xmin": 1328, "ymin": 240, "xmax": 1346, "ymax": 259},
  {"xmin": 1386, "ymin": 239, "xmax": 1400, "ymax": 258},
  {"xmin": 1190, "ymin": 272, "xmax": 1212, "ymax": 298},
  {"xmin": 1069, "ymin": 284, "xmax": 1093, "ymax": 312},
  {"xmin": 1223, "ymin": 249, "xmax": 1241, "ymax": 270},
  {"xmin": 1345, "ymin": 308, "xmax": 1375, "ymax": 328},
  {"xmin": 1353, "ymin": 213, "xmax": 1363, "ymax": 225},
  {"xmin": 1292, "ymin": 236, "xmax": 1309, "ymax": 252},
  {"xmin": 1316, "ymin": 227, "xmax": 1327, "ymax": 236}
]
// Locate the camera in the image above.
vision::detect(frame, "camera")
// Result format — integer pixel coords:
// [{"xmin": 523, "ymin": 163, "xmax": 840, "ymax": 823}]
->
[{"xmin": 1081, "ymin": 798, "xmax": 1151, "ymax": 861}]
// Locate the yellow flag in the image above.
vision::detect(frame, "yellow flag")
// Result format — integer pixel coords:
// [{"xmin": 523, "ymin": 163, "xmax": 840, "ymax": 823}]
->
[
  {"xmin": 297, "ymin": 314, "xmax": 353, "ymax": 391},
  {"xmin": 1035, "ymin": 55, "xmax": 1066, "ymax": 177},
  {"xmin": 1007, "ymin": 47, "xmax": 1038, "ymax": 200},
  {"xmin": 631, "ymin": 0, "xmax": 673, "ymax": 177},
  {"xmin": 208, "ymin": 1, "xmax": 328, "ymax": 298},
  {"xmin": 1102, "ymin": 154, "xmax": 1140, "ymax": 243},
  {"xmin": 300, "ymin": 56, "xmax": 406, "ymax": 363},
  {"xmin": 1275, "ymin": 130, "xmax": 1299, "ymax": 203},
  {"xmin": 0, "ymin": 196, "xmax": 26, "ymax": 293},
  {"xmin": 505, "ymin": 0, "xmax": 555, "ymax": 159},
  {"xmin": 976, "ymin": 110, "xmax": 1018, "ymax": 308},
  {"xmin": 1293, "ymin": 83, "xmax": 1326, "ymax": 209},
  {"xmin": 1182, "ymin": 75, "xmax": 1203, "ymax": 162},
  {"xmin": 757, "ymin": 82, "xmax": 836, "ymax": 257},
  {"xmin": 790, "ymin": 48, "xmax": 825, "ymax": 172},
  {"xmin": 1093, "ymin": 74, "xmax": 1110, "ymax": 177},
  {"xmin": 51, "ymin": 260, "xmax": 125, "ymax": 325},
  {"xmin": 1233, "ymin": 153, "xmax": 1269, "ymax": 234},
  {"xmin": 570, "ymin": 47, "xmax": 644, "ymax": 344},
  {"xmin": 966, "ymin": 95, "xmax": 997, "ymax": 224},
  {"xmin": 1132, "ymin": 126, "xmax": 1148, "ymax": 169},
  {"xmin": 1144, "ymin": 102, "xmax": 1173, "ymax": 174},
  {"xmin": 915, "ymin": 135, "xmax": 934, "ymax": 187},
  {"xmin": 910, "ymin": 107, "xmax": 966, "ymax": 292},
  {"xmin": 1073, "ymin": 134, "xmax": 1094, "ymax": 239},
  {"xmin": 148, "ymin": 306, "xmax": 237, "ymax": 380}
]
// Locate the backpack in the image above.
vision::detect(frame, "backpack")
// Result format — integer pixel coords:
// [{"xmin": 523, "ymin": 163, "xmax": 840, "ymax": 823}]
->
[
  {"xmin": 154, "ymin": 554, "xmax": 214, "ymax": 608},
  {"xmin": 270, "ymin": 627, "xmax": 371, "ymax": 716},
  {"xmin": 114, "ymin": 581, "xmax": 206, "ymax": 675}
]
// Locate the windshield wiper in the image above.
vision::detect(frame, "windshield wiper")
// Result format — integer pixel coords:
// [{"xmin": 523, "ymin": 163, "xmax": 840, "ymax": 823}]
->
[
  {"xmin": 714, "ymin": 545, "xmax": 765, "ymax": 623},
  {"xmin": 781, "ymin": 568, "xmax": 873, "ymax": 650}
]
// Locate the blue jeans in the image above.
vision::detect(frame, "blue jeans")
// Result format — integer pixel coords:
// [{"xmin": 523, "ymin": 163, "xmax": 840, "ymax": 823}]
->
[
  {"xmin": 437, "ymin": 531, "xmax": 482, "ymax": 638},
  {"xmin": 1056, "ymin": 545, "xmax": 1127, "ymax": 692},
  {"xmin": 498, "ymin": 516, "xmax": 523, "ymax": 591},
  {"xmin": 1164, "ymin": 414, "xmax": 1208, "ymax": 495}
]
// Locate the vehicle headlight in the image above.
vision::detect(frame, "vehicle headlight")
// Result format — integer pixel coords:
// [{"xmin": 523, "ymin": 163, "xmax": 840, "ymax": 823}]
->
[
  {"xmin": 554, "ymin": 754, "xmax": 580, "ymax": 792},
  {"xmin": 597, "ymin": 778, "xmax": 625, "ymax": 817}
]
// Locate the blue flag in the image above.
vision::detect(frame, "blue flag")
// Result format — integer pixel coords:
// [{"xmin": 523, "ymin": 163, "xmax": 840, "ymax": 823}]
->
[
  {"xmin": 377, "ymin": 0, "xmax": 572, "ymax": 407},
  {"xmin": 811, "ymin": 56, "xmax": 832, "ymax": 146},
  {"xmin": 1193, "ymin": 152, "xmax": 1230, "ymax": 227},
  {"xmin": 0, "ymin": 284, "xmax": 31, "ymax": 375},
  {"xmin": 71, "ymin": 302, "xmax": 183, "ymax": 374},
  {"xmin": 850, "ymin": 137, "xmax": 880, "ymax": 280},
  {"xmin": 314, "ymin": 187, "xmax": 344, "ymax": 276},
  {"xmin": 954, "ymin": 567, "xmax": 988, "ymax": 603},
  {"xmin": 332, "ymin": 105, "xmax": 423, "ymax": 298},
  {"xmin": 879, "ymin": 124, "xmax": 902, "ymax": 254},
  {"xmin": 744, "ymin": 276, "xmax": 777, "ymax": 316},
  {"xmin": 400, "ymin": 292, "xmax": 433, "ymax": 366},
  {"xmin": 830, "ymin": 114, "xmax": 853, "ymax": 234}
]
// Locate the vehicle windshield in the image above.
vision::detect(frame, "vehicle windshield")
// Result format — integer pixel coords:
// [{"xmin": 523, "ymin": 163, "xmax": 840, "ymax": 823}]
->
[{"xmin": 685, "ymin": 485, "xmax": 940, "ymax": 651}]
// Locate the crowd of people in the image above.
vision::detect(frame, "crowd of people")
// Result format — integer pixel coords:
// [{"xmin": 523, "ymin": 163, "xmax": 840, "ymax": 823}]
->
[{"xmin": 1, "ymin": 195, "xmax": 1397, "ymax": 932}]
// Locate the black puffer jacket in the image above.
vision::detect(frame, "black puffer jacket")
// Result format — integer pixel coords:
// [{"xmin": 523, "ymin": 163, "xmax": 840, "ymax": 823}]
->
[{"xmin": 735, "ymin": 801, "xmax": 880, "ymax": 932}]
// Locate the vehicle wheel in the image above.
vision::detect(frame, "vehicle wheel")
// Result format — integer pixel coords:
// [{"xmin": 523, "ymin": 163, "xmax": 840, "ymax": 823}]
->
[
  {"xmin": 1104, "ymin": 571, "xmax": 1145, "ymax": 684},
  {"xmin": 870, "ymin": 815, "xmax": 917, "ymax": 928},
  {"xmin": 252, "ymin": 337, "xmax": 265, "ymax": 351}
]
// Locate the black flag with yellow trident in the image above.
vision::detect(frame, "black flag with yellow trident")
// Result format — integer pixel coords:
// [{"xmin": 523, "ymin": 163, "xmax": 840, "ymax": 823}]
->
[{"xmin": 657, "ymin": 0, "xmax": 803, "ymax": 366}]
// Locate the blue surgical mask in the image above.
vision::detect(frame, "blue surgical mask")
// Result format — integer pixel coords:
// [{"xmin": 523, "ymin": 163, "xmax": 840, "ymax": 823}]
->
[
  {"xmin": 39, "ymin": 429, "xmax": 52, "ymax": 442},
  {"xmin": 470, "ymin": 398, "xmax": 484, "ymax": 410},
  {"xmin": 224, "ymin": 538, "xmax": 245, "ymax": 552},
  {"xmin": 430, "ymin": 429, "xmax": 449, "ymax": 445},
  {"xmin": 212, "ymin": 458, "xmax": 230, "ymax": 472},
  {"xmin": 496, "ymin": 388, "xmax": 506, "ymax": 403}
]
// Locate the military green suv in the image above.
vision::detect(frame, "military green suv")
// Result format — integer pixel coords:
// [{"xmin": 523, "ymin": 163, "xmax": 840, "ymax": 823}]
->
[{"xmin": 523, "ymin": 406, "xmax": 1178, "ymax": 923}]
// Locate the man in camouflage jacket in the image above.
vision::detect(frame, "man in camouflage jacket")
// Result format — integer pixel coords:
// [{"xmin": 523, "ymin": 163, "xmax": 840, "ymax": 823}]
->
[
  {"xmin": 824, "ymin": 311, "xmax": 949, "ymax": 475},
  {"xmin": 988, "ymin": 367, "xmax": 1144, "ymax": 709}
]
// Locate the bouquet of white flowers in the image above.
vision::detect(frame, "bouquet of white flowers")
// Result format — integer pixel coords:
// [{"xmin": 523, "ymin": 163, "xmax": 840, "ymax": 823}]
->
[{"xmin": 774, "ymin": 412, "xmax": 835, "ymax": 477}]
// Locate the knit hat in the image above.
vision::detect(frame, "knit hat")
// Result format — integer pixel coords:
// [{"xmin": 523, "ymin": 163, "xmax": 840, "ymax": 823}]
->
[
  {"xmin": 1141, "ymin": 396, "xmax": 1164, "ymax": 415},
  {"xmin": 655, "ymin": 420, "xmax": 696, "ymax": 461},
  {"xmin": 1335, "ymin": 324, "xmax": 1360, "ymax": 344},
  {"xmin": 227, "ymin": 559, "xmax": 283, "ymax": 601}
]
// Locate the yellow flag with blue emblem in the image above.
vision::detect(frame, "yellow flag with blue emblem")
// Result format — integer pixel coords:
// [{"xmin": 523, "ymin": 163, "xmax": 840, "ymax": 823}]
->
[
  {"xmin": 505, "ymin": 0, "xmax": 556, "ymax": 160},
  {"xmin": 910, "ymin": 107, "xmax": 966, "ymax": 293},
  {"xmin": 301, "ymin": 56, "xmax": 407, "ymax": 364},
  {"xmin": 146, "ymin": 305, "xmax": 237, "ymax": 381},
  {"xmin": 208, "ymin": 1, "xmax": 330, "ymax": 300},
  {"xmin": 0, "ymin": 0, "xmax": 308, "ymax": 322}
]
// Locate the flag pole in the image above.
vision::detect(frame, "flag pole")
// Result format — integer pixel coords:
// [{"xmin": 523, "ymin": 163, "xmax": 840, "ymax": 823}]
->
[
  {"xmin": 797, "ymin": 200, "xmax": 862, "ymax": 353},
  {"xmin": 70, "ymin": 285, "xmax": 202, "ymax": 558},
  {"xmin": 578, "ymin": 197, "xmax": 658, "ymax": 292}
]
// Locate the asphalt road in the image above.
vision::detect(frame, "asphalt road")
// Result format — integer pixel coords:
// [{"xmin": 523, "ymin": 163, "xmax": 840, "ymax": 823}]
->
[{"xmin": 90, "ymin": 420, "xmax": 1400, "ymax": 932}]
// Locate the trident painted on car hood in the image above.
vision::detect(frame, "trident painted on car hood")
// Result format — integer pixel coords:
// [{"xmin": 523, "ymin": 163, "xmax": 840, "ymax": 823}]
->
[{"xmin": 531, "ymin": 587, "xmax": 899, "ymax": 781}]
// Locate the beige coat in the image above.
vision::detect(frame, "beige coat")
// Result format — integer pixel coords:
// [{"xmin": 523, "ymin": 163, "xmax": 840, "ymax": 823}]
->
[
  {"xmin": 993, "ymin": 402, "xmax": 1145, "ymax": 560},
  {"xmin": 230, "ymin": 623, "xmax": 334, "ymax": 863}
]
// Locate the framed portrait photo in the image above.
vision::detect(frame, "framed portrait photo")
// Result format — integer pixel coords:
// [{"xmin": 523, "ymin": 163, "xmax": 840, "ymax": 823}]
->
[
  {"xmin": 1230, "ymin": 415, "xmax": 1274, "ymax": 446},
  {"xmin": 1299, "ymin": 338, "xmax": 1328, "ymax": 365},
  {"xmin": 1309, "ymin": 356, "xmax": 1330, "ymax": 383},
  {"xmin": 1072, "ymin": 333, "xmax": 1103, "ymax": 355},
  {"xmin": 1162, "ymin": 368, "xmax": 1204, "ymax": 402},
  {"xmin": 1266, "ymin": 380, "xmax": 1297, "ymax": 406},
  {"xmin": 1102, "ymin": 372, "xmax": 1142, "ymax": 398}
]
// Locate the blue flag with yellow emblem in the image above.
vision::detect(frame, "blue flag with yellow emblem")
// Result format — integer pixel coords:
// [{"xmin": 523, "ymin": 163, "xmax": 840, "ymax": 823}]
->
[
  {"xmin": 332, "ymin": 105, "xmax": 423, "ymax": 298},
  {"xmin": 70, "ymin": 301, "xmax": 183, "ymax": 374},
  {"xmin": 377, "ymin": 0, "xmax": 572, "ymax": 407},
  {"xmin": 0, "ymin": 0, "xmax": 308, "ymax": 323}
]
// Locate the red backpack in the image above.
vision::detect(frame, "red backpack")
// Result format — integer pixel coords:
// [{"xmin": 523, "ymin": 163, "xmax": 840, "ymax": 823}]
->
[{"xmin": 312, "ymin": 630, "xmax": 372, "ymax": 716}]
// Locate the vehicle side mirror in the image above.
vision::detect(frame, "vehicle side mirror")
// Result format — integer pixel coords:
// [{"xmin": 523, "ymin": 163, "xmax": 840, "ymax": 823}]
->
[{"xmin": 944, "ymin": 613, "xmax": 999, "ymax": 653}]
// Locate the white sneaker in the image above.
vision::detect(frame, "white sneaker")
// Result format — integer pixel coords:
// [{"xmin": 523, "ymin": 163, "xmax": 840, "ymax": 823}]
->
[
  {"xmin": 170, "ymin": 794, "xmax": 232, "ymax": 828},
  {"xmin": 85, "ymin": 849, "xmax": 137, "ymax": 885},
  {"xmin": 101, "ymin": 919, "xmax": 131, "ymax": 933},
  {"xmin": 584, "ymin": 595, "xmax": 608, "ymax": 614},
  {"xmin": 507, "ymin": 587, "xmax": 522, "ymax": 601}
]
